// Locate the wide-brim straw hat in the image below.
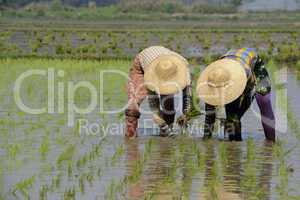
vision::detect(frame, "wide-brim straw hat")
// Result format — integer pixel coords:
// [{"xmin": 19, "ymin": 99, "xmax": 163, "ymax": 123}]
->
[
  {"xmin": 197, "ymin": 58, "xmax": 247, "ymax": 106},
  {"xmin": 144, "ymin": 54, "xmax": 190, "ymax": 95}
]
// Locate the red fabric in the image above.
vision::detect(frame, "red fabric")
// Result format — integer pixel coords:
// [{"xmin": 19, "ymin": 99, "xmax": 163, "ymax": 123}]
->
[
  {"xmin": 125, "ymin": 56, "xmax": 148, "ymax": 137},
  {"xmin": 125, "ymin": 116, "xmax": 138, "ymax": 138},
  {"xmin": 126, "ymin": 56, "xmax": 148, "ymax": 111}
]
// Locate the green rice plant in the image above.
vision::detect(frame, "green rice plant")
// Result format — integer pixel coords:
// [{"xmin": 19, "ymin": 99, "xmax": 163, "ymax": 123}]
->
[
  {"xmin": 55, "ymin": 44, "xmax": 65, "ymax": 55},
  {"xmin": 195, "ymin": 34, "xmax": 203, "ymax": 43},
  {"xmin": 165, "ymin": 157, "xmax": 177, "ymax": 183},
  {"xmin": 196, "ymin": 146, "xmax": 205, "ymax": 171},
  {"xmin": 187, "ymin": 33, "xmax": 193, "ymax": 41},
  {"xmin": 128, "ymin": 42, "xmax": 134, "ymax": 49},
  {"xmin": 12, "ymin": 176, "xmax": 36, "ymax": 200},
  {"xmin": 43, "ymin": 33, "xmax": 54, "ymax": 45},
  {"xmin": 246, "ymin": 138, "xmax": 256, "ymax": 161},
  {"xmin": 205, "ymin": 161, "xmax": 220, "ymax": 200},
  {"xmin": 105, "ymin": 179, "xmax": 124, "ymax": 200},
  {"xmin": 144, "ymin": 192, "xmax": 155, "ymax": 200},
  {"xmin": 216, "ymin": 32, "xmax": 223, "ymax": 43},
  {"xmin": 7, "ymin": 144, "xmax": 20, "ymax": 160},
  {"xmin": 218, "ymin": 142, "xmax": 227, "ymax": 166},
  {"xmin": 97, "ymin": 167, "xmax": 102, "ymax": 178},
  {"xmin": 39, "ymin": 136, "xmax": 49, "ymax": 159},
  {"xmin": 203, "ymin": 54, "xmax": 213, "ymax": 65},
  {"xmin": 261, "ymin": 32, "xmax": 271, "ymax": 42},
  {"xmin": 233, "ymin": 34, "xmax": 242, "ymax": 46},
  {"xmin": 50, "ymin": 173, "xmax": 63, "ymax": 190},
  {"xmin": 276, "ymin": 43, "xmax": 299, "ymax": 63},
  {"xmin": 63, "ymin": 187, "xmax": 76, "ymax": 200},
  {"xmin": 241, "ymin": 138, "xmax": 265, "ymax": 199},
  {"xmin": 144, "ymin": 138, "xmax": 153, "ymax": 159},
  {"xmin": 175, "ymin": 42, "xmax": 182, "ymax": 53},
  {"xmin": 67, "ymin": 161, "xmax": 73, "ymax": 177},
  {"xmin": 86, "ymin": 171, "xmax": 94, "ymax": 187},
  {"xmin": 76, "ymin": 143, "xmax": 103, "ymax": 169},
  {"xmin": 159, "ymin": 34, "xmax": 164, "ymax": 44},
  {"xmin": 56, "ymin": 144, "xmax": 75, "ymax": 166},
  {"xmin": 202, "ymin": 36, "xmax": 211, "ymax": 50},
  {"xmin": 296, "ymin": 60, "xmax": 300, "ymax": 71},
  {"xmin": 111, "ymin": 145, "xmax": 125, "ymax": 166},
  {"xmin": 126, "ymin": 156, "xmax": 144, "ymax": 184},
  {"xmin": 272, "ymin": 141, "xmax": 292, "ymax": 199},
  {"xmin": 286, "ymin": 104, "xmax": 300, "ymax": 141},
  {"xmin": 39, "ymin": 185, "xmax": 48, "ymax": 200},
  {"xmin": 107, "ymin": 31, "xmax": 113, "ymax": 38},
  {"xmin": 78, "ymin": 32, "xmax": 88, "ymax": 41},
  {"xmin": 79, "ymin": 174, "xmax": 85, "ymax": 194}
]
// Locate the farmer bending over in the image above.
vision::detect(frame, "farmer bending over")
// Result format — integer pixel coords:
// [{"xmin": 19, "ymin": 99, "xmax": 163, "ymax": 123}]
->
[
  {"xmin": 197, "ymin": 48, "xmax": 275, "ymax": 141},
  {"xmin": 125, "ymin": 46, "xmax": 192, "ymax": 138}
]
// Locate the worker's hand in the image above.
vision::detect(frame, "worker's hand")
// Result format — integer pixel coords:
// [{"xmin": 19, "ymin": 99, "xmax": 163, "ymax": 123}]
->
[
  {"xmin": 177, "ymin": 114, "xmax": 189, "ymax": 127},
  {"xmin": 153, "ymin": 113, "xmax": 166, "ymax": 126},
  {"xmin": 125, "ymin": 116, "xmax": 138, "ymax": 138},
  {"xmin": 159, "ymin": 123, "xmax": 173, "ymax": 137}
]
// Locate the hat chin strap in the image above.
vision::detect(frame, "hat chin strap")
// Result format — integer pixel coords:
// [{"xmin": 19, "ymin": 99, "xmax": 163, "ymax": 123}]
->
[{"xmin": 207, "ymin": 80, "xmax": 233, "ymax": 89}]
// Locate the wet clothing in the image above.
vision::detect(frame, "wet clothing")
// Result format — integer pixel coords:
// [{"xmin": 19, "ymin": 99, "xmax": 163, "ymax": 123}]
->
[
  {"xmin": 204, "ymin": 48, "xmax": 275, "ymax": 141},
  {"xmin": 125, "ymin": 47, "xmax": 192, "ymax": 137}
]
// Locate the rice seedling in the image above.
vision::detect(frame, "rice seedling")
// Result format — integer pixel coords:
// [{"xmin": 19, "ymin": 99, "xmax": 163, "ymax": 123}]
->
[
  {"xmin": 205, "ymin": 160, "xmax": 220, "ymax": 200},
  {"xmin": 105, "ymin": 179, "xmax": 118, "ymax": 200},
  {"xmin": 63, "ymin": 187, "xmax": 76, "ymax": 200},
  {"xmin": 296, "ymin": 60, "xmax": 300, "ymax": 71},
  {"xmin": 272, "ymin": 140, "xmax": 292, "ymax": 199},
  {"xmin": 240, "ymin": 139, "xmax": 264, "ymax": 199},
  {"xmin": 111, "ymin": 144, "xmax": 125, "ymax": 166},
  {"xmin": 218, "ymin": 142, "xmax": 227, "ymax": 166},
  {"xmin": 144, "ymin": 192, "xmax": 155, "ymax": 200},
  {"xmin": 49, "ymin": 172, "xmax": 63, "ymax": 191},
  {"xmin": 86, "ymin": 171, "xmax": 94, "ymax": 187},
  {"xmin": 12, "ymin": 176, "xmax": 36, "ymax": 200},
  {"xmin": 56, "ymin": 144, "xmax": 75, "ymax": 166},
  {"xmin": 40, "ymin": 136, "xmax": 50, "ymax": 159},
  {"xmin": 39, "ymin": 185, "xmax": 48, "ymax": 200}
]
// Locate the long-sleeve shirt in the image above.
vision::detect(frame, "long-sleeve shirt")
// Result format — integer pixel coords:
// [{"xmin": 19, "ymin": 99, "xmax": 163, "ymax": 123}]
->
[
  {"xmin": 205, "ymin": 48, "xmax": 275, "ymax": 141},
  {"xmin": 126, "ymin": 46, "xmax": 192, "ymax": 126}
]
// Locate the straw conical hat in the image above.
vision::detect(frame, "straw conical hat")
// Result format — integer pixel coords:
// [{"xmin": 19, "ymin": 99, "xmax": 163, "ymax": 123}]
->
[
  {"xmin": 144, "ymin": 54, "xmax": 190, "ymax": 95},
  {"xmin": 197, "ymin": 59, "xmax": 247, "ymax": 106}
]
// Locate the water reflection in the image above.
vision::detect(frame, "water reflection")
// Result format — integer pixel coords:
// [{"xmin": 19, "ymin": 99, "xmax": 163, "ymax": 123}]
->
[
  {"xmin": 124, "ymin": 138, "xmax": 274, "ymax": 200},
  {"xmin": 125, "ymin": 139, "xmax": 144, "ymax": 200}
]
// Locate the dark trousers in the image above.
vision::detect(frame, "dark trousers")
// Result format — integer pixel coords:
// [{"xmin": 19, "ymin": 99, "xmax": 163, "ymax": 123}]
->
[
  {"xmin": 149, "ymin": 94, "xmax": 175, "ymax": 126},
  {"xmin": 160, "ymin": 95, "xmax": 175, "ymax": 125},
  {"xmin": 205, "ymin": 92, "xmax": 254, "ymax": 141},
  {"xmin": 225, "ymin": 92, "xmax": 254, "ymax": 140}
]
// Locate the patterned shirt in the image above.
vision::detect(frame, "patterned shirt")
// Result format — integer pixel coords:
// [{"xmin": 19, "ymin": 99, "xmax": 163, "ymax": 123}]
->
[
  {"xmin": 139, "ymin": 46, "xmax": 188, "ymax": 70},
  {"xmin": 221, "ymin": 48, "xmax": 271, "ymax": 96},
  {"xmin": 222, "ymin": 47, "xmax": 257, "ymax": 67}
]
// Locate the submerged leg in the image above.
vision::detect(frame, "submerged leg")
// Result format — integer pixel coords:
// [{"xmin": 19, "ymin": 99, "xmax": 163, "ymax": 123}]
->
[
  {"xmin": 225, "ymin": 118, "xmax": 242, "ymax": 141},
  {"xmin": 160, "ymin": 94, "xmax": 175, "ymax": 126},
  {"xmin": 204, "ymin": 103, "xmax": 216, "ymax": 139}
]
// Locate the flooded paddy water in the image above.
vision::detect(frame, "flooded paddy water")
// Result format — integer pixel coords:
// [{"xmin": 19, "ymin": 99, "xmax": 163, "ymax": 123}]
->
[{"xmin": 0, "ymin": 58, "xmax": 299, "ymax": 200}]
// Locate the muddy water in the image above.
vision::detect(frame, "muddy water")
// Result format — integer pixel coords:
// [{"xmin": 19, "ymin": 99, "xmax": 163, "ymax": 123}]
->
[{"xmin": 1, "ymin": 68, "xmax": 300, "ymax": 199}]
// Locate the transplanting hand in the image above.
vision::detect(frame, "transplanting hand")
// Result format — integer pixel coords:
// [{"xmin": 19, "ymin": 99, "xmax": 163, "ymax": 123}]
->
[
  {"xmin": 177, "ymin": 114, "xmax": 188, "ymax": 128},
  {"xmin": 159, "ymin": 123, "xmax": 173, "ymax": 137}
]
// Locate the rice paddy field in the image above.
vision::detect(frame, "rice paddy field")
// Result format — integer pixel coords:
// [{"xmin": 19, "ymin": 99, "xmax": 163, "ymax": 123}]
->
[{"xmin": 0, "ymin": 21, "xmax": 300, "ymax": 200}]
